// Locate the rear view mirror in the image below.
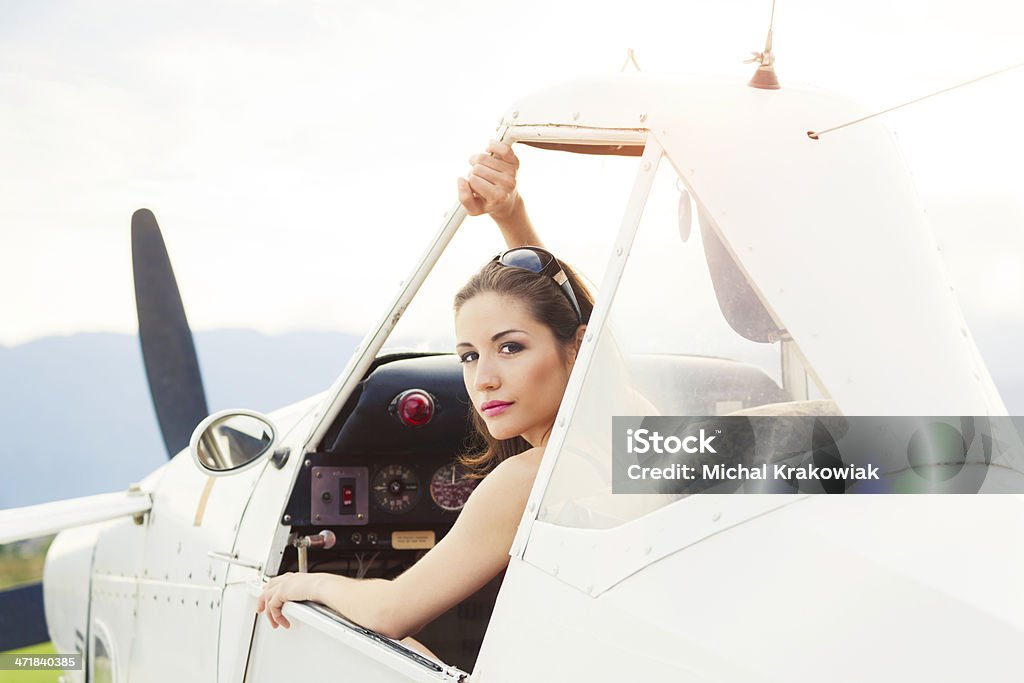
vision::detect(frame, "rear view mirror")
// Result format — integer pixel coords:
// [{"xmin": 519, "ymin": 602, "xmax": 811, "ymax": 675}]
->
[{"xmin": 189, "ymin": 409, "xmax": 276, "ymax": 475}]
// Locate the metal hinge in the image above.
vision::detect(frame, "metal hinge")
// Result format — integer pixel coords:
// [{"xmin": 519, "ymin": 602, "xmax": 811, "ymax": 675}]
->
[{"xmin": 208, "ymin": 551, "xmax": 263, "ymax": 571}]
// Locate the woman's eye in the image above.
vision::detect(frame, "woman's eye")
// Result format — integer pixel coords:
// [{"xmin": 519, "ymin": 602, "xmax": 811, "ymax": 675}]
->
[
  {"xmin": 459, "ymin": 351, "xmax": 479, "ymax": 364},
  {"xmin": 499, "ymin": 342, "xmax": 524, "ymax": 355}
]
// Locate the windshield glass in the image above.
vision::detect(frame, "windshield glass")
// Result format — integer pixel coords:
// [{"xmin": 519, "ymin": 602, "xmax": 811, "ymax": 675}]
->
[
  {"xmin": 381, "ymin": 143, "xmax": 641, "ymax": 354},
  {"xmin": 538, "ymin": 153, "xmax": 826, "ymax": 530}
]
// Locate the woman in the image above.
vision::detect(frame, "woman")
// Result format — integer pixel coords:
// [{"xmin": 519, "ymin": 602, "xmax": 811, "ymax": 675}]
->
[{"xmin": 256, "ymin": 143, "xmax": 592, "ymax": 651}]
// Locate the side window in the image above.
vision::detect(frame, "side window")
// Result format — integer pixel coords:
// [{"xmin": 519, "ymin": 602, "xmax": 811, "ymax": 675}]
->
[
  {"xmin": 382, "ymin": 143, "xmax": 640, "ymax": 354},
  {"xmin": 538, "ymin": 154, "xmax": 825, "ymax": 529}
]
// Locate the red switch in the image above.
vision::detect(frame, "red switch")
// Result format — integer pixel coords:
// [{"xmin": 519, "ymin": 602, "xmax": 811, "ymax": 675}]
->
[{"xmin": 340, "ymin": 477, "xmax": 356, "ymax": 513}]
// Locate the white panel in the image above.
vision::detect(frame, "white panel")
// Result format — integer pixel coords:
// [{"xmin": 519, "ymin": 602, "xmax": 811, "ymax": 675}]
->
[
  {"xmin": 600, "ymin": 496, "xmax": 1024, "ymax": 682},
  {"xmin": 89, "ymin": 577, "xmax": 137, "ymax": 683},
  {"xmin": 88, "ymin": 516, "xmax": 148, "ymax": 683},
  {"xmin": 245, "ymin": 601, "xmax": 463, "ymax": 682},
  {"xmin": 129, "ymin": 579, "xmax": 222, "ymax": 682},
  {"xmin": 219, "ymin": 575, "xmax": 259, "ymax": 683},
  {"xmin": 42, "ymin": 524, "xmax": 101, "ymax": 683},
  {"xmin": 474, "ymin": 558, "xmax": 759, "ymax": 682},
  {"xmin": 126, "ymin": 447, "xmax": 265, "ymax": 681},
  {"xmin": 524, "ymin": 494, "xmax": 805, "ymax": 595},
  {"xmin": 480, "ymin": 496, "xmax": 1024, "ymax": 682}
]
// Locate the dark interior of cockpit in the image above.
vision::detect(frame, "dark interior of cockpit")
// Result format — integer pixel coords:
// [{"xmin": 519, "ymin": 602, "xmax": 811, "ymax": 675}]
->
[{"xmin": 278, "ymin": 352, "xmax": 499, "ymax": 671}]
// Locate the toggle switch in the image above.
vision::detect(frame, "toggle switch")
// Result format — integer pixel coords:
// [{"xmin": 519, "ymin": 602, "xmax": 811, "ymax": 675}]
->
[{"xmin": 340, "ymin": 477, "xmax": 356, "ymax": 514}]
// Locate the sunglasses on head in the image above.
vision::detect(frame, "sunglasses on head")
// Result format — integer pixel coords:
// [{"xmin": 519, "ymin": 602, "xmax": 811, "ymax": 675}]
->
[{"xmin": 492, "ymin": 246, "xmax": 583, "ymax": 324}]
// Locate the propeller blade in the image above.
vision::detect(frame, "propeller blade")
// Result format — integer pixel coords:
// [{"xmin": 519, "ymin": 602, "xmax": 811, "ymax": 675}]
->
[{"xmin": 132, "ymin": 208, "xmax": 209, "ymax": 458}]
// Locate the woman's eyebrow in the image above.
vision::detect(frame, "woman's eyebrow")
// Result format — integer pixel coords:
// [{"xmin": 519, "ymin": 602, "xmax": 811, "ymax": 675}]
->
[{"xmin": 491, "ymin": 329, "xmax": 528, "ymax": 342}]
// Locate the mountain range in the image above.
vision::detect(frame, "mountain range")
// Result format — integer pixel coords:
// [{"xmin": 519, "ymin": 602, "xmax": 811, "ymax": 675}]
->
[{"xmin": 0, "ymin": 331, "xmax": 358, "ymax": 508}]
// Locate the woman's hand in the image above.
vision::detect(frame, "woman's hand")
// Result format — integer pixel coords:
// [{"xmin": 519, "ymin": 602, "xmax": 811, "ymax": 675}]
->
[
  {"xmin": 458, "ymin": 140, "xmax": 521, "ymax": 220},
  {"xmin": 458, "ymin": 140, "xmax": 542, "ymax": 248},
  {"xmin": 256, "ymin": 572, "xmax": 322, "ymax": 629}
]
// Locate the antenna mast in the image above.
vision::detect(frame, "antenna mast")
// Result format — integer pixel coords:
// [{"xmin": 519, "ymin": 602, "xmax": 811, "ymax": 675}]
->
[{"xmin": 747, "ymin": 0, "xmax": 780, "ymax": 89}]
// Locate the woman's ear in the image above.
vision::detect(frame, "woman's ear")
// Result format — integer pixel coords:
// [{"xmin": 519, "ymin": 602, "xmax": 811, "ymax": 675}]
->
[{"xmin": 568, "ymin": 324, "xmax": 587, "ymax": 367}]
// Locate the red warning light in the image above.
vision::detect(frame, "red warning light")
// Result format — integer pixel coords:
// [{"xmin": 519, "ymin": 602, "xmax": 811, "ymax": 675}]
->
[{"xmin": 390, "ymin": 389, "xmax": 435, "ymax": 427}]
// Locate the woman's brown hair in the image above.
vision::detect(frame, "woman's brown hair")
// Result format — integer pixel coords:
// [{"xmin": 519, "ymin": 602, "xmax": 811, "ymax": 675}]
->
[{"xmin": 453, "ymin": 254, "xmax": 594, "ymax": 477}]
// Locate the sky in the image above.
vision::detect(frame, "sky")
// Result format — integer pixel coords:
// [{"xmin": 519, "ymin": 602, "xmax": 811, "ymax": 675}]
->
[{"xmin": 1, "ymin": 1, "xmax": 1022, "ymax": 368}]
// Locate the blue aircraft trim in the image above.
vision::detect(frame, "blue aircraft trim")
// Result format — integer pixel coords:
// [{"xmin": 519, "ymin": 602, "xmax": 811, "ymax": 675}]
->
[{"xmin": 0, "ymin": 582, "xmax": 49, "ymax": 651}]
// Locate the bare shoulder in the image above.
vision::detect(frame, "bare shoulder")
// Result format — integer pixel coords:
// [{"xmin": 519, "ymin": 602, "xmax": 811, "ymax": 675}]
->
[
  {"xmin": 465, "ymin": 447, "xmax": 545, "ymax": 515},
  {"xmin": 479, "ymin": 447, "xmax": 543, "ymax": 491}
]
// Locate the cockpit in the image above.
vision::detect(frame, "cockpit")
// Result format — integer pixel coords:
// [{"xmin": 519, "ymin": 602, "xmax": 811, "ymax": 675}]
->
[{"xmin": 265, "ymin": 140, "xmax": 834, "ymax": 668}]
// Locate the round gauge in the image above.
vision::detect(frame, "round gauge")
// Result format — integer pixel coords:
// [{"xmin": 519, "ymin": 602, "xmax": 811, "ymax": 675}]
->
[
  {"xmin": 430, "ymin": 464, "xmax": 481, "ymax": 511},
  {"xmin": 372, "ymin": 464, "xmax": 421, "ymax": 514}
]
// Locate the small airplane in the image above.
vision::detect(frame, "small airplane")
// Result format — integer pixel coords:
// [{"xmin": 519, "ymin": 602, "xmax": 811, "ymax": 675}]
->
[{"xmin": 2, "ymin": 48, "xmax": 1023, "ymax": 682}]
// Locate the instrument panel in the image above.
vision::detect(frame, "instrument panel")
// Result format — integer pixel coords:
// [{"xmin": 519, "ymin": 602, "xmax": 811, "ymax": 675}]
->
[
  {"xmin": 307, "ymin": 461, "xmax": 479, "ymax": 526},
  {"xmin": 282, "ymin": 354, "xmax": 484, "ymax": 552},
  {"xmin": 293, "ymin": 456, "xmax": 479, "ymax": 551}
]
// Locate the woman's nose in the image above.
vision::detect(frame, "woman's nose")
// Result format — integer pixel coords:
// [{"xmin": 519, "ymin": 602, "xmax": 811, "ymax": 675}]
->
[{"xmin": 474, "ymin": 357, "xmax": 500, "ymax": 391}]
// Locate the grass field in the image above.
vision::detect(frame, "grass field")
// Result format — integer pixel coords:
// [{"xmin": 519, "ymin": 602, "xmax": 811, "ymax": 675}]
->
[{"xmin": 0, "ymin": 537, "xmax": 52, "ymax": 590}]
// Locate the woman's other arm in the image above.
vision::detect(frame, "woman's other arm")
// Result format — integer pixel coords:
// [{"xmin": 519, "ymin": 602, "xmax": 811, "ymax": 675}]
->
[
  {"xmin": 458, "ymin": 141, "xmax": 543, "ymax": 249},
  {"xmin": 256, "ymin": 448, "xmax": 541, "ymax": 639}
]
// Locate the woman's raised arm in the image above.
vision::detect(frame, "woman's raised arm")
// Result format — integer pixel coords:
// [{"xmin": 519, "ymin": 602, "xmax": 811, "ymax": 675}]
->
[
  {"xmin": 457, "ymin": 140, "xmax": 544, "ymax": 249},
  {"xmin": 256, "ymin": 448, "xmax": 541, "ymax": 640}
]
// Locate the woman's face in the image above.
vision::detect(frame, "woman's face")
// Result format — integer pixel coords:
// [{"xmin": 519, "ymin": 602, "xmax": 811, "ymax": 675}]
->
[{"xmin": 455, "ymin": 292, "xmax": 577, "ymax": 447}]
